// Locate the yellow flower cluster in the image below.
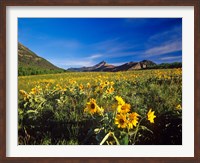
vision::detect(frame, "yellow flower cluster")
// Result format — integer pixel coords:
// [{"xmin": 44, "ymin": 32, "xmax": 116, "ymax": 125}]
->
[
  {"xmin": 97, "ymin": 80, "xmax": 115, "ymax": 95},
  {"xmin": 114, "ymin": 96, "xmax": 139, "ymax": 129},
  {"xmin": 114, "ymin": 96, "xmax": 157, "ymax": 129},
  {"xmin": 106, "ymin": 86, "xmax": 114, "ymax": 94},
  {"xmin": 30, "ymin": 86, "xmax": 42, "ymax": 95},
  {"xmin": 84, "ymin": 96, "xmax": 157, "ymax": 129}
]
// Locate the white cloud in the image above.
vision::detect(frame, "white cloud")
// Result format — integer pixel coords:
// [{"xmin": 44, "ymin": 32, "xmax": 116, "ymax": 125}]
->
[
  {"xmin": 160, "ymin": 56, "xmax": 182, "ymax": 61},
  {"xmin": 87, "ymin": 54, "xmax": 102, "ymax": 59},
  {"xmin": 144, "ymin": 40, "xmax": 182, "ymax": 57},
  {"xmin": 90, "ymin": 38, "xmax": 139, "ymax": 58},
  {"xmin": 90, "ymin": 38, "xmax": 122, "ymax": 53},
  {"xmin": 148, "ymin": 26, "xmax": 181, "ymax": 43},
  {"xmin": 144, "ymin": 25, "xmax": 182, "ymax": 57},
  {"xmin": 47, "ymin": 53, "xmax": 103, "ymax": 69},
  {"xmin": 47, "ymin": 58, "xmax": 95, "ymax": 68}
]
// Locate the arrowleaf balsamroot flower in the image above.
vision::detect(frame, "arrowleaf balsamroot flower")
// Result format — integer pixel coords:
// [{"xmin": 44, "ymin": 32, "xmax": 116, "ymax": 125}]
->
[
  {"xmin": 84, "ymin": 98, "xmax": 103, "ymax": 115},
  {"xmin": 106, "ymin": 86, "xmax": 114, "ymax": 94},
  {"xmin": 147, "ymin": 109, "xmax": 156, "ymax": 123},
  {"xmin": 128, "ymin": 112, "xmax": 139, "ymax": 129},
  {"xmin": 84, "ymin": 98, "xmax": 99, "ymax": 115},
  {"xmin": 115, "ymin": 96, "xmax": 125, "ymax": 105},
  {"xmin": 79, "ymin": 84, "xmax": 84, "ymax": 90},
  {"xmin": 87, "ymin": 82, "xmax": 91, "ymax": 88},
  {"xmin": 117, "ymin": 103, "xmax": 131, "ymax": 114},
  {"xmin": 176, "ymin": 104, "xmax": 182, "ymax": 110},
  {"xmin": 115, "ymin": 96, "xmax": 130, "ymax": 114},
  {"xmin": 115, "ymin": 114, "xmax": 127, "ymax": 128}
]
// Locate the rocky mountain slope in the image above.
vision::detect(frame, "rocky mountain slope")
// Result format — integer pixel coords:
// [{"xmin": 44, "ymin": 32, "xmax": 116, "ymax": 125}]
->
[{"xmin": 68, "ymin": 60, "xmax": 156, "ymax": 72}]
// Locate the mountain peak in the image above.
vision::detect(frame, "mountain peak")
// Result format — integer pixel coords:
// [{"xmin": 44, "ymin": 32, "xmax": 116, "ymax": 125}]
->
[
  {"xmin": 140, "ymin": 60, "xmax": 156, "ymax": 65},
  {"xmin": 94, "ymin": 61, "xmax": 107, "ymax": 68},
  {"xmin": 98, "ymin": 60, "xmax": 106, "ymax": 65}
]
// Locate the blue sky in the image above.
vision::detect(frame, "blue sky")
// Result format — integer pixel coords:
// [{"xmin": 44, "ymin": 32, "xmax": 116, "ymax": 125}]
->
[{"xmin": 18, "ymin": 18, "xmax": 182, "ymax": 69}]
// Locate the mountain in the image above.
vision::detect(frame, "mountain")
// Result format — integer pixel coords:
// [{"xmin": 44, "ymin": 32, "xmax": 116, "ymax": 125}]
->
[
  {"xmin": 18, "ymin": 42, "xmax": 64, "ymax": 76},
  {"xmin": 18, "ymin": 42, "xmax": 62, "ymax": 70},
  {"xmin": 67, "ymin": 60, "xmax": 156, "ymax": 72},
  {"xmin": 68, "ymin": 61, "xmax": 115, "ymax": 72}
]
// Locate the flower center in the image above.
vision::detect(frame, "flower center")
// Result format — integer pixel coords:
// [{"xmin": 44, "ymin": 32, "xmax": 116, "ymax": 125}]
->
[
  {"xmin": 91, "ymin": 103, "xmax": 95, "ymax": 109},
  {"xmin": 119, "ymin": 119, "xmax": 124, "ymax": 124},
  {"xmin": 121, "ymin": 105, "xmax": 125, "ymax": 110}
]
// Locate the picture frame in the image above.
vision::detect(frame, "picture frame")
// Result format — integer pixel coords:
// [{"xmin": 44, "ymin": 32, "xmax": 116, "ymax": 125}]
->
[{"xmin": 0, "ymin": 0, "xmax": 199, "ymax": 162}]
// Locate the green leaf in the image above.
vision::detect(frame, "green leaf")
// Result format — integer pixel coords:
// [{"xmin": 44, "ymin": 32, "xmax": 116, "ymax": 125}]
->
[
  {"xmin": 24, "ymin": 102, "xmax": 28, "ymax": 108},
  {"xmin": 18, "ymin": 109, "xmax": 23, "ymax": 115},
  {"xmin": 119, "ymin": 132, "xmax": 129, "ymax": 145}
]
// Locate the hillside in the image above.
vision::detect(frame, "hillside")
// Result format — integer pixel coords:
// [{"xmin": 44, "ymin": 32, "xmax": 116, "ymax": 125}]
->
[{"xmin": 18, "ymin": 42, "xmax": 65, "ymax": 76}]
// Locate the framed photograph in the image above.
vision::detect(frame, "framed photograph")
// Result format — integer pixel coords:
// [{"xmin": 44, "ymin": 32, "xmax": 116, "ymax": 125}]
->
[{"xmin": 0, "ymin": 0, "xmax": 199, "ymax": 162}]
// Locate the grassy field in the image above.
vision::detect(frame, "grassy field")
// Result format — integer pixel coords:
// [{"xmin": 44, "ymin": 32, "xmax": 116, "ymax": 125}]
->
[{"xmin": 18, "ymin": 69, "xmax": 182, "ymax": 145}]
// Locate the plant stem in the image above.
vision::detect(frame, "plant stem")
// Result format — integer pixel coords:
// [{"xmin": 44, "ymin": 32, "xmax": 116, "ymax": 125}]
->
[
  {"xmin": 112, "ymin": 132, "xmax": 120, "ymax": 145},
  {"xmin": 133, "ymin": 117, "xmax": 144, "ymax": 144},
  {"xmin": 100, "ymin": 132, "xmax": 111, "ymax": 145}
]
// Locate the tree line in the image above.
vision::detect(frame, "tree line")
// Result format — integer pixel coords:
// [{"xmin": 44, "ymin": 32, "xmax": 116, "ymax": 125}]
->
[
  {"xmin": 148, "ymin": 62, "xmax": 182, "ymax": 69},
  {"xmin": 18, "ymin": 66, "xmax": 66, "ymax": 76}
]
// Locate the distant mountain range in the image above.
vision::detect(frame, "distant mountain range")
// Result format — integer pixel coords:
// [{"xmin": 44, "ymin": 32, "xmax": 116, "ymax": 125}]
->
[
  {"xmin": 67, "ymin": 60, "xmax": 156, "ymax": 72},
  {"xmin": 18, "ymin": 42, "xmax": 182, "ymax": 76}
]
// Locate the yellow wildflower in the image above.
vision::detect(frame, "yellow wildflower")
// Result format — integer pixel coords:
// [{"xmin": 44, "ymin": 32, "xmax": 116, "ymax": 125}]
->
[
  {"xmin": 115, "ymin": 96, "xmax": 125, "ymax": 105},
  {"xmin": 104, "ymin": 81, "xmax": 109, "ymax": 86},
  {"xmin": 30, "ymin": 87, "xmax": 37, "ymax": 95},
  {"xmin": 106, "ymin": 86, "xmax": 114, "ymax": 94},
  {"xmin": 87, "ymin": 82, "xmax": 91, "ymax": 88},
  {"xmin": 84, "ymin": 98, "xmax": 100, "ymax": 115},
  {"xmin": 110, "ymin": 81, "xmax": 114, "ymax": 86},
  {"xmin": 117, "ymin": 103, "xmax": 131, "ymax": 114},
  {"xmin": 176, "ymin": 104, "xmax": 182, "ymax": 110},
  {"xmin": 115, "ymin": 114, "xmax": 127, "ymax": 128},
  {"xmin": 147, "ymin": 109, "xmax": 156, "ymax": 123},
  {"xmin": 110, "ymin": 86, "xmax": 114, "ymax": 93},
  {"xmin": 128, "ymin": 112, "xmax": 139, "ymax": 129},
  {"xmin": 99, "ymin": 83, "xmax": 105, "ymax": 90},
  {"xmin": 79, "ymin": 84, "xmax": 84, "ymax": 90},
  {"xmin": 19, "ymin": 90, "xmax": 27, "ymax": 96}
]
